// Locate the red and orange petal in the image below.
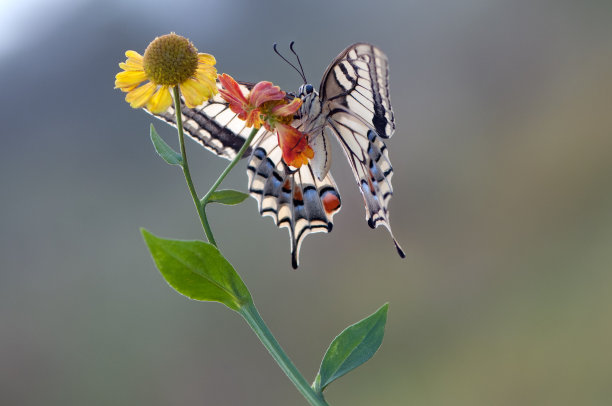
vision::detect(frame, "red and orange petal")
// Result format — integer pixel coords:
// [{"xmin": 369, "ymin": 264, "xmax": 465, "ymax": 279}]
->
[
  {"xmin": 249, "ymin": 81, "xmax": 286, "ymax": 107},
  {"xmin": 218, "ymin": 73, "xmax": 248, "ymax": 111},
  {"xmin": 218, "ymin": 73, "xmax": 264, "ymax": 125},
  {"xmin": 270, "ymin": 98, "xmax": 302, "ymax": 117},
  {"xmin": 276, "ymin": 124, "xmax": 314, "ymax": 168},
  {"xmin": 244, "ymin": 110, "xmax": 264, "ymax": 129}
]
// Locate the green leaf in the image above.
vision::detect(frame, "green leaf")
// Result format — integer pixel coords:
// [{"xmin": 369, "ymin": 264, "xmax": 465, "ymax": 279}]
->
[
  {"xmin": 150, "ymin": 124, "xmax": 183, "ymax": 166},
  {"xmin": 313, "ymin": 303, "xmax": 389, "ymax": 393},
  {"xmin": 205, "ymin": 189, "xmax": 250, "ymax": 206},
  {"xmin": 141, "ymin": 228, "xmax": 251, "ymax": 311}
]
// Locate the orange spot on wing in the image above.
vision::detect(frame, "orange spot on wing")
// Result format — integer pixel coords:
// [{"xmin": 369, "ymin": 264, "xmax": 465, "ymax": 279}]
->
[
  {"xmin": 293, "ymin": 186, "xmax": 303, "ymax": 201},
  {"xmin": 367, "ymin": 174, "xmax": 376, "ymax": 194},
  {"xmin": 322, "ymin": 191, "xmax": 341, "ymax": 214}
]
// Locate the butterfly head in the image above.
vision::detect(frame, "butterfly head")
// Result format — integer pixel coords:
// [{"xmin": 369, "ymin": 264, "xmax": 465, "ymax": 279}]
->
[
  {"xmin": 298, "ymin": 83, "xmax": 315, "ymax": 98},
  {"xmin": 296, "ymin": 83, "xmax": 322, "ymax": 124}
]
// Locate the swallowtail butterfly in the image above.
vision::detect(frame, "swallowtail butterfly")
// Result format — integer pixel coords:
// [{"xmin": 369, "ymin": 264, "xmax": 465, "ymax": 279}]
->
[{"xmin": 151, "ymin": 43, "xmax": 405, "ymax": 268}]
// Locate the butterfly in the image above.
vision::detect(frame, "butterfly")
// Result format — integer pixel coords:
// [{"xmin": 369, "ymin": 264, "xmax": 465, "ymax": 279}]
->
[{"xmin": 151, "ymin": 43, "xmax": 405, "ymax": 268}]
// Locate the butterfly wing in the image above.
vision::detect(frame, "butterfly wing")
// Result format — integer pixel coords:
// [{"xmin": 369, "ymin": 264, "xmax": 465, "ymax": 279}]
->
[
  {"xmin": 148, "ymin": 81, "xmax": 262, "ymax": 160},
  {"xmin": 247, "ymin": 130, "xmax": 342, "ymax": 269},
  {"xmin": 320, "ymin": 43, "xmax": 405, "ymax": 257},
  {"xmin": 149, "ymin": 80, "xmax": 342, "ymax": 268}
]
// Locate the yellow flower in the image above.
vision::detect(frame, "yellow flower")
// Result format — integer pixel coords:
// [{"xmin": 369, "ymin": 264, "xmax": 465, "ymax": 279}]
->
[{"xmin": 115, "ymin": 33, "xmax": 218, "ymax": 114}]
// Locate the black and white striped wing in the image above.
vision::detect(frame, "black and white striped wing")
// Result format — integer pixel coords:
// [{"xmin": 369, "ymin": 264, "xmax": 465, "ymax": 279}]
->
[
  {"xmin": 321, "ymin": 43, "xmax": 405, "ymax": 257},
  {"xmin": 149, "ymin": 81, "xmax": 262, "ymax": 160},
  {"xmin": 247, "ymin": 130, "xmax": 342, "ymax": 269}
]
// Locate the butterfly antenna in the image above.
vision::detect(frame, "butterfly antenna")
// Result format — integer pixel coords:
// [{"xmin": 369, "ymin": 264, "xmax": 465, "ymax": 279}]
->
[
  {"xmin": 273, "ymin": 42, "xmax": 307, "ymax": 83},
  {"xmin": 289, "ymin": 41, "xmax": 307, "ymax": 83}
]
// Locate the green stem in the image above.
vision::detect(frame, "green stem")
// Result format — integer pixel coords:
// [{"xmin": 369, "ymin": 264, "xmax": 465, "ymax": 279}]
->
[
  {"xmin": 172, "ymin": 86, "xmax": 216, "ymax": 245},
  {"xmin": 239, "ymin": 302, "xmax": 330, "ymax": 406},
  {"xmin": 172, "ymin": 92, "xmax": 319, "ymax": 403},
  {"xmin": 201, "ymin": 126, "xmax": 259, "ymax": 204}
]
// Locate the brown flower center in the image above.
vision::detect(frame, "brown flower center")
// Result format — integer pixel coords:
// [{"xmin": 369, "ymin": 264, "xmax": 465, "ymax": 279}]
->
[{"xmin": 143, "ymin": 33, "xmax": 198, "ymax": 86}]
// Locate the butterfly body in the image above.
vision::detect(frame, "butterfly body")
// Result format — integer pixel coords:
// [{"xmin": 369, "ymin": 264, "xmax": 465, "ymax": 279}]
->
[
  {"xmin": 297, "ymin": 88, "xmax": 326, "ymax": 137},
  {"xmin": 150, "ymin": 43, "xmax": 405, "ymax": 268},
  {"xmin": 293, "ymin": 86, "xmax": 332, "ymax": 180}
]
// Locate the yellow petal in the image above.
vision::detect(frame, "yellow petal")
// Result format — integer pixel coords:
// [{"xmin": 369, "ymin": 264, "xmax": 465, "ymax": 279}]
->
[
  {"xmin": 198, "ymin": 76, "xmax": 218, "ymax": 95},
  {"xmin": 180, "ymin": 78, "xmax": 211, "ymax": 108},
  {"xmin": 195, "ymin": 71, "xmax": 218, "ymax": 94},
  {"xmin": 198, "ymin": 53, "xmax": 216, "ymax": 66},
  {"xmin": 115, "ymin": 70, "xmax": 148, "ymax": 90},
  {"xmin": 146, "ymin": 86, "xmax": 173, "ymax": 113},
  {"xmin": 119, "ymin": 60, "xmax": 144, "ymax": 71},
  {"xmin": 125, "ymin": 50, "xmax": 143, "ymax": 62},
  {"xmin": 196, "ymin": 62, "xmax": 217, "ymax": 75},
  {"xmin": 125, "ymin": 81, "xmax": 156, "ymax": 108},
  {"xmin": 196, "ymin": 65, "xmax": 217, "ymax": 81},
  {"xmin": 121, "ymin": 51, "xmax": 144, "ymax": 71}
]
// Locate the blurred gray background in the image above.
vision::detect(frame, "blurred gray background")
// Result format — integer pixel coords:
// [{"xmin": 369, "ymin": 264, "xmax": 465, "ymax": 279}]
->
[{"xmin": 1, "ymin": 0, "xmax": 612, "ymax": 405}]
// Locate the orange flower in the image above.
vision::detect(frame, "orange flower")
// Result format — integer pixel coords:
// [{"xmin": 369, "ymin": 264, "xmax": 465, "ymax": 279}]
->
[
  {"xmin": 276, "ymin": 124, "xmax": 314, "ymax": 168},
  {"xmin": 218, "ymin": 74, "xmax": 312, "ymax": 168},
  {"xmin": 218, "ymin": 73, "xmax": 285, "ymax": 128}
]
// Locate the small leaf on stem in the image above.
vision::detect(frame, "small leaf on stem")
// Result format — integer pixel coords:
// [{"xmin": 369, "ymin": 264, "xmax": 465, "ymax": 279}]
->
[
  {"xmin": 150, "ymin": 124, "xmax": 183, "ymax": 166},
  {"xmin": 141, "ymin": 228, "xmax": 251, "ymax": 310},
  {"xmin": 313, "ymin": 303, "xmax": 388, "ymax": 393},
  {"xmin": 205, "ymin": 189, "xmax": 250, "ymax": 206}
]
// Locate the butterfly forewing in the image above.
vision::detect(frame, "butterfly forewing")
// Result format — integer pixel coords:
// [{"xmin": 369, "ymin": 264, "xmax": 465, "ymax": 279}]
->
[
  {"xmin": 148, "ymin": 82, "xmax": 261, "ymax": 160},
  {"xmin": 321, "ymin": 43, "xmax": 405, "ymax": 257},
  {"xmin": 320, "ymin": 43, "xmax": 395, "ymax": 139}
]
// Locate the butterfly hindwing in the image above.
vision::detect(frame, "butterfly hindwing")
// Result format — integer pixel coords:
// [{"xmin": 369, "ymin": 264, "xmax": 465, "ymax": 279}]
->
[
  {"xmin": 247, "ymin": 131, "xmax": 342, "ymax": 268},
  {"xmin": 150, "ymin": 81, "xmax": 342, "ymax": 268}
]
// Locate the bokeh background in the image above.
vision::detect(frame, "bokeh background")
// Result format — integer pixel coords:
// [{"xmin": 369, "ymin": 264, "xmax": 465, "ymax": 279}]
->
[{"xmin": 2, "ymin": 0, "xmax": 612, "ymax": 405}]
